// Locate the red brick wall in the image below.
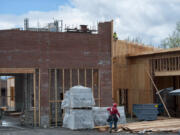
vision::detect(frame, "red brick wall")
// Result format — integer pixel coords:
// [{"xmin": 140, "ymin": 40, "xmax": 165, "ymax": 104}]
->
[{"xmin": 0, "ymin": 21, "xmax": 113, "ymax": 118}]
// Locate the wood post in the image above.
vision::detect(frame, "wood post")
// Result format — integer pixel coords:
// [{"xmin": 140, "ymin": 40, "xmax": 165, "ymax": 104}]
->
[
  {"xmin": 33, "ymin": 70, "xmax": 37, "ymax": 127},
  {"xmin": 146, "ymin": 69, "xmax": 171, "ymax": 118},
  {"xmin": 70, "ymin": 69, "xmax": 72, "ymax": 88},
  {"xmin": 48, "ymin": 69, "xmax": 51, "ymax": 127},
  {"xmin": 92, "ymin": 68, "xmax": 94, "ymax": 96},
  {"xmin": 84, "ymin": 69, "xmax": 87, "ymax": 87},
  {"xmin": 98, "ymin": 70, "xmax": 101, "ymax": 107},
  {"xmin": 55, "ymin": 69, "xmax": 58, "ymax": 127},
  {"xmin": 38, "ymin": 69, "xmax": 41, "ymax": 126},
  {"xmin": 62, "ymin": 69, "xmax": 65, "ymax": 118},
  {"xmin": 62, "ymin": 69, "xmax": 65, "ymax": 97},
  {"xmin": 77, "ymin": 69, "xmax": 80, "ymax": 85},
  {"xmin": 178, "ymin": 57, "xmax": 180, "ymax": 70}
]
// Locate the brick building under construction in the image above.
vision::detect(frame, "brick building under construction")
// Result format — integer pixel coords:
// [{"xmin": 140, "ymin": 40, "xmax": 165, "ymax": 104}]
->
[
  {"xmin": 0, "ymin": 21, "xmax": 113, "ymax": 127},
  {"xmin": 1, "ymin": 19, "xmax": 180, "ymax": 128}
]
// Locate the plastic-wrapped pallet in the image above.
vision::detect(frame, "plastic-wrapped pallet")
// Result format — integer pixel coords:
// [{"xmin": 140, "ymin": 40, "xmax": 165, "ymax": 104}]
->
[
  {"xmin": 92, "ymin": 107, "xmax": 109, "ymax": 126},
  {"xmin": 92, "ymin": 106, "xmax": 126, "ymax": 126},
  {"xmin": 61, "ymin": 91, "xmax": 70, "ymax": 108},
  {"xmin": 63, "ymin": 109, "xmax": 94, "ymax": 130},
  {"xmin": 117, "ymin": 106, "xmax": 127, "ymax": 124},
  {"xmin": 62, "ymin": 85, "xmax": 95, "ymax": 108}
]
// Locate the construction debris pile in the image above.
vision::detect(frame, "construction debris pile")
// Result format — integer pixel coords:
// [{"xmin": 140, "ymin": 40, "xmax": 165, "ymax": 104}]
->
[{"xmin": 61, "ymin": 86, "xmax": 95, "ymax": 130}]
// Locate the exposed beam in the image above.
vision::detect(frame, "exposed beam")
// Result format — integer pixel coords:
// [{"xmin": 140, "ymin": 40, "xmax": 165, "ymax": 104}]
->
[
  {"xmin": 0, "ymin": 68, "xmax": 35, "ymax": 74},
  {"xmin": 155, "ymin": 71, "xmax": 180, "ymax": 76}
]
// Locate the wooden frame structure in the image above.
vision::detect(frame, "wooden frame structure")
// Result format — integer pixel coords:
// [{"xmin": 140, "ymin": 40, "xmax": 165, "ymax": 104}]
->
[
  {"xmin": 112, "ymin": 40, "xmax": 180, "ymax": 117},
  {"xmin": 48, "ymin": 68, "xmax": 101, "ymax": 127}
]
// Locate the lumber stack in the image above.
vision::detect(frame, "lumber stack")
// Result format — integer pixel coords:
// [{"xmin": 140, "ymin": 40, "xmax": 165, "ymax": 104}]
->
[{"xmin": 121, "ymin": 118, "xmax": 180, "ymax": 133}]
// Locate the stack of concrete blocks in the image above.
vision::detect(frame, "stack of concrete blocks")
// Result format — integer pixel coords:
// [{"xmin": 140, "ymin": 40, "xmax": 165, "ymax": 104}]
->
[
  {"xmin": 92, "ymin": 106, "xmax": 126, "ymax": 126},
  {"xmin": 61, "ymin": 85, "xmax": 95, "ymax": 130}
]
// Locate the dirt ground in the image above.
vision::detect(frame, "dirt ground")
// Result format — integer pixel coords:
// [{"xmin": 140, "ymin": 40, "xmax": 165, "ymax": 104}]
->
[{"xmin": 0, "ymin": 127, "xmax": 179, "ymax": 135}]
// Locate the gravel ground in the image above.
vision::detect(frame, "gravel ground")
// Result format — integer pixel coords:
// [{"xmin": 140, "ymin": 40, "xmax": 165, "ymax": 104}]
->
[{"xmin": 0, "ymin": 127, "xmax": 179, "ymax": 135}]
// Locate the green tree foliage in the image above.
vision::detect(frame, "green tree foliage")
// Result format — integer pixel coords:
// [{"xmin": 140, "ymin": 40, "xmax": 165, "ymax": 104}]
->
[{"xmin": 160, "ymin": 22, "xmax": 180, "ymax": 48}]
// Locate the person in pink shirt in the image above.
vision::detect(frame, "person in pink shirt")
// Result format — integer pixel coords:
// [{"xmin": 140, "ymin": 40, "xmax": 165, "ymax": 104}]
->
[{"xmin": 107, "ymin": 103, "xmax": 120, "ymax": 132}]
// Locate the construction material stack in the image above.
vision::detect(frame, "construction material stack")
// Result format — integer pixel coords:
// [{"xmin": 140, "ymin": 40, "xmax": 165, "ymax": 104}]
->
[
  {"xmin": 92, "ymin": 106, "xmax": 126, "ymax": 126},
  {"xmin": 61, "ymin": 85, "xmax": 95, "ymax": 130}
]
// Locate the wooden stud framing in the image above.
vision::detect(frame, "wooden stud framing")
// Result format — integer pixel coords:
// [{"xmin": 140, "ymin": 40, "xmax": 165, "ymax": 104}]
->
[
  {"xmin": 179, "ymin": 57, "xmax": 180, "ymax": 70},
  {"xmin": 62, "ymin": 69, "xmax": 65, "ymax": 119},
  {"xmin": 48, "ymin": 69, "xmax": 51, "ymax": 127},
  {"xmin": 170, "ymin": 57, "xmax": 172, "ymax": 71},
  {"xmin": 160, "ymin": 58, "xmax": 161, "ymax": 71},
  {"xmin": 38, "ymin": 69, "xmax": 41, "ymax": 126},
  {"xmin": 55, "ymin": 69, "xmax": 58, "ymax": 127},
  {"xmin": 176, "ymin": 57, "xmax": 177, "ymax": 70},
  {"xmin": 92, "ymin": 68, "xmax": 94, "ymax": 96},
  {"xmin": 77, "ymin": 69, "xmax": 80, "ymax": 85},
  {"xmin": 47, "ymin": 67, "xmax": 101, "ymax": 127},
  {"xmin": 98, "ymin": 70, "xmax": 101, "ymax": 107},
  {"xmin": 70, "ymin": 69, "xmax": 72, "ymax": 88},
  {"xmin": 152, "ymin": 59, "xmax": 155, "ymax": 72},
  {"xmin": 165, "ymin": 58, "xmax": 168, "ymax": 71},
  {"xmin": 172, "ymin": 57, "xmax": 174, "ymax": 70},
  {"xmin": 146, "ymin": 69, "xmax": 171, "ymax": 118},
  {"xmin": 33, "ymin": 70, "xmax": 37, "ymax": 127},
  {"xmin": 62, "ymin": 69, "xmax": 65, "ymax": 97},
  {"xmin": 84, "ymin": 69, "xmax": 87, "ymax": 87}
]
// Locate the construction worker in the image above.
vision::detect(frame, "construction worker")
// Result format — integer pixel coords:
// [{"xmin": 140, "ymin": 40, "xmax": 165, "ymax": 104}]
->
[
  {"xmin": 107, "ymin": 103, "xmax": 120, "ymax": 133},
  {"xmin": 113, "ymin": 32, "xmax": 118, "ymax": 41}
]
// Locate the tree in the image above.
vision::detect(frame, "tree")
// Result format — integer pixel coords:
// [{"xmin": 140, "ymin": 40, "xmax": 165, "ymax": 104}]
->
[{"xmin": 160, "ymin": 22, "xmax": 180, "ymax": 48}]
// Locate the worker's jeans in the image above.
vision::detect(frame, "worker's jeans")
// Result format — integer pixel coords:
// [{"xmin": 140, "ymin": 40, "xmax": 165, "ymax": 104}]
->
[{"xmin": 109, "ymin": 120, "xmax": 117, "ymax": 129}]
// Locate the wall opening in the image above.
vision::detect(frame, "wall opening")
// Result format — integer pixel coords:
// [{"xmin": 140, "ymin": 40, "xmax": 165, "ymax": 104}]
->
[
  {"xmin": 154, "ymin": 76, "xmax": 180, "ymax": 117},
  {"xmin": 0, "ymin": 69, "xmax": 40, "ymax": 127},
  {"xmin": 48, "ymin": 68, "xmax": 101, "ymax": 127},
  {"xmin": 117, "ymin": 88, "xmax": 128, "ymax": 114}
]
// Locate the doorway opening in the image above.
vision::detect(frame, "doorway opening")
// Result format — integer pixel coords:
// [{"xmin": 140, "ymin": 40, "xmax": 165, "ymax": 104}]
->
[{"xmin": 0, "ymin": 68, "xmax": 40, "ymax": 127}]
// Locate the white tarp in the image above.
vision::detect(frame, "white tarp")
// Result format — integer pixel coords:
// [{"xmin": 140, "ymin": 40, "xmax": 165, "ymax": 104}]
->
[
  {"xmin": 63, "ymin": 109, "xmax": 94, "ymax": 130},
  {"xmin": 61, "ymin": 85, "xmax": 95, "ymax": 108},
  {"xmin": 92, "ymin": 106, "xmax": 126, "ymax": 126}
]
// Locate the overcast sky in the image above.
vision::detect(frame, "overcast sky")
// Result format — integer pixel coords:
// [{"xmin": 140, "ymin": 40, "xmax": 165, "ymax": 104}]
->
[{"xmin": 0, "ymin": 0, "xmax": 180, "ymax": 46}]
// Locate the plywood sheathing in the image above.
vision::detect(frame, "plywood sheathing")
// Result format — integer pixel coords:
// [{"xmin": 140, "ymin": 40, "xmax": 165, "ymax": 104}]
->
[{"xmin": 112, "ymin": 40, "xmax": 156, "ymax": 113}]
